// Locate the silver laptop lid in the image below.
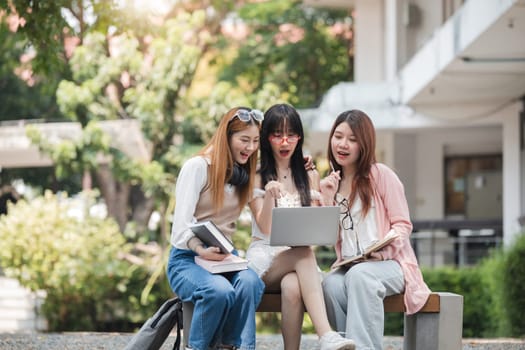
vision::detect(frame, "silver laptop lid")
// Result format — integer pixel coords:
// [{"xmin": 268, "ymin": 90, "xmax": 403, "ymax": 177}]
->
[{"xmin": 269, "ymin": 206, "xmax": 340, "ymax": 246}]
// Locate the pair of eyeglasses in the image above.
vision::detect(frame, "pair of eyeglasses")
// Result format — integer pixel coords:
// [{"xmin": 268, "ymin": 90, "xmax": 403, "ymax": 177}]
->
[
  {"xmin": 269, "ymin": 134, "xmax": 301, "ymax": 145},
  {"xmin": 337, "ymin": 197, "xmax": 354, "ymax": 231},
  {"xmin": 230, "ymin": 109, "xmax": 264, "ymax": 123}
]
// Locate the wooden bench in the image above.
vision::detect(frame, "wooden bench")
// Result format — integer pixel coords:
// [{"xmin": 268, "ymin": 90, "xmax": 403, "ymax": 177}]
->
[{"xmin": 182, "ymin": 290, "xmax": 463, "ymax": 350}]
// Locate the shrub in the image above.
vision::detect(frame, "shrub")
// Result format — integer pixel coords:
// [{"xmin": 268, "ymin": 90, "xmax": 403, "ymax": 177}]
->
[
  {"xmin": 477, "ymin": 247, "xmax": 508, "ymax": 337},
  {"xmin": 501, "ymin": 232, "xmax": 525, "ymax": 337},
  {"xmin": 0, "ymin": 191, "xmax": 152, "ymax": 331}
]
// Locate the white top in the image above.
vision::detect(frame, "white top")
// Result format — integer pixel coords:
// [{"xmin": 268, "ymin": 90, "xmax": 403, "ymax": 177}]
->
[
  {"xmin": 169, "ymin": 156, "xmax": 241, "ymax": 250},
  {"xmin": 170, "ymin": 156, "xmax": 208, "ymax": 249},
  {"xmin": 335, "ymin": 193, "xmax": 379, "ymax": 259}
]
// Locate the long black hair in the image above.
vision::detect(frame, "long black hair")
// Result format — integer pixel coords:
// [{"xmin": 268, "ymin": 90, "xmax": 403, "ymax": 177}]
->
[{"xmin": 260, "ymin": 104, "xmax": 311, "ymax": 206}]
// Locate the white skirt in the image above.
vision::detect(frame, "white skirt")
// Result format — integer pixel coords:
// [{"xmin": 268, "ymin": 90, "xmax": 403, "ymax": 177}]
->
[{"xmin": 246, "ymin": 239, "xmax": 289, "ymax": 277}]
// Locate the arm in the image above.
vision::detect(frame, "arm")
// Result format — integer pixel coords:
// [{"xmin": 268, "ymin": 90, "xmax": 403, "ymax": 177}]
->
[
  {"xmin": 248, "ymin": 174, "xmax": 287, "ymax": 236},
  {"xmin": 170, "ymin": 157, "xmax": 227, "ymax": 260},
  {"xmin": 308, "ymin": 169, "xmax": 321, "ymax": 206},
  {"xmin": 373, "ymin": 164, "xmax": 413, "ymax": 260},
  {"xmin": 320, "ymin": 170, "xmax": 344, "ymax": 267},
  {"xmin": 319, "ymin": 170, "xmax": 341, "ymax": 206}
]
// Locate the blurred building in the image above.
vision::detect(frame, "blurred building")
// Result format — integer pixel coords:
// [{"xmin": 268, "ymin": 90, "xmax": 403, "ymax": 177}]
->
[{"xmin": 302, "ymin": 0, "xmax": 525, "ymax": 266}]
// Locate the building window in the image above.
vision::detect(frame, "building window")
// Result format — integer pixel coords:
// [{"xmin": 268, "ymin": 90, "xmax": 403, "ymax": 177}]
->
[{"xmin": 444, "ymin": 155, "xmax": 502, "ymax": 218}]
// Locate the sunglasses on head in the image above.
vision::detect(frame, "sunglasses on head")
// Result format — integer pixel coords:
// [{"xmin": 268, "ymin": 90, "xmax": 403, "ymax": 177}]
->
[{"xmin": 229, "ymin": 109, "xmax": 264, "ymax": 123}]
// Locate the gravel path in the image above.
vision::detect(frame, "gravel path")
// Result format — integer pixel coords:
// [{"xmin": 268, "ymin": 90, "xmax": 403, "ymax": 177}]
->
[
  {"xmin": 1, "ymin": 333, "xmax": 524, "ymax": 350},
  {"xmin": 0, "ymin": 333, "xmax": 398, "ymax": 350}
]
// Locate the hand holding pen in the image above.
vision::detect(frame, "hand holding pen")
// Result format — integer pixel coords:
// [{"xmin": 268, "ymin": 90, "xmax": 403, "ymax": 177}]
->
[{"xmin": 320, "ymin": 161, "xmax": 341, "ymax": 205}]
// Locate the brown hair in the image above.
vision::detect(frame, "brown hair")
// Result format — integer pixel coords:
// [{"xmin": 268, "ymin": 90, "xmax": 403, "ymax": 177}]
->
[
  {"xmin": 327, "ymin": 109, "xmax": 376, "ymax": 216},
  {"xmin": 199, "ymin": 107, "xmax": 261, "ymax": 212}
]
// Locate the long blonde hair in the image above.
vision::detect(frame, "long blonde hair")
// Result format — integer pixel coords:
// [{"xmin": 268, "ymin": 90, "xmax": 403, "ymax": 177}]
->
[{"xmin": 199, "ymin": 107, "xmax": 261, "ymax": 212}]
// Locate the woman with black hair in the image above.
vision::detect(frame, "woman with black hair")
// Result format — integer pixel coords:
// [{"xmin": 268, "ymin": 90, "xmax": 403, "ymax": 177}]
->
[{"xmin": 247, "ymin": 104, "xmax": 355, "ymax": 350}]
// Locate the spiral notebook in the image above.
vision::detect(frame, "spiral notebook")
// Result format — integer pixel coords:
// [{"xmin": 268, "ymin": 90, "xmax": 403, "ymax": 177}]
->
[{"xmin": 269, "ymin": 206, "xmax": 340, "ymax": 246}]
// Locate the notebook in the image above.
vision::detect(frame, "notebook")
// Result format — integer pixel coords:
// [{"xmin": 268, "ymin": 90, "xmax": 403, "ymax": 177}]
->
[{"xmin": 269, "ymin": 206, "xmax": 340, "ymax": 246}]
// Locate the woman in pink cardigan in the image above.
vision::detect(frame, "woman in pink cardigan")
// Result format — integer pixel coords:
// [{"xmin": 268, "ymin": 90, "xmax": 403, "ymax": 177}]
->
[{"xmin": 320, "ymin": 109, "xmax": 431, "ymax": 350}]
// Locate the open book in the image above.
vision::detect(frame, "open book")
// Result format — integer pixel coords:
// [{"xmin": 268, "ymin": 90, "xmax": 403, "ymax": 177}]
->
[
  {"xmin": 190, "ymin": 221, "xmax": 235, "ymax": 254},
  {"xmin": 332, "ymin": 231, "xmax": 399, "ymax": 268},
  {"xmin": 195, "ymin": 255, "xmax": 248, "ymax": 274}
]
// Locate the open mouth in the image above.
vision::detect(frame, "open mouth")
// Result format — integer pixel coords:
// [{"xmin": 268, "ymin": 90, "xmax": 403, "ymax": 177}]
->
[
  {"xmin": 279, "ymin": 149, "xmax": 291, "ymax": 157},
  {"xmin": 239, "ymin": 151, "xmax": 250, "ymax": 162}
]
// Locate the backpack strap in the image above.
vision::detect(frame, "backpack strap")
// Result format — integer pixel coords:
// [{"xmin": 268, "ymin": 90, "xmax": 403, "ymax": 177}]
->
[{"xmin": 172, "ymin": 298, "xmax": 183, "ymax": 350}]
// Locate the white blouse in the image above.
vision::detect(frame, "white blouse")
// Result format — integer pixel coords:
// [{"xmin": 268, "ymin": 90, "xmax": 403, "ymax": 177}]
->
[{"xmin": 335, "ymin": 193, "xmax": 379, "ymax": 259}]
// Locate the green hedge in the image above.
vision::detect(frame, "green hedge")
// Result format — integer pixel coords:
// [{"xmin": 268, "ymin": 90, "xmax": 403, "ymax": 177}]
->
[
  {"xmin": 383, "ymin": 232, "xmax": 525, "ymax": 338},
  {"xmin": 501, "ymin": 233, "xmax": 525, "ymax": 337},
  {"xmin": 0, "ymin": 191, "xmax": 170, "ymax": 331}
]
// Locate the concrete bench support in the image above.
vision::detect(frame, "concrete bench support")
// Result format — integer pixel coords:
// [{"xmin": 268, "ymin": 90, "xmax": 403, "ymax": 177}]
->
[
  {"xmin": 403, "ymin": 292, "xmax": 463, "ymax": 350},
  {"xmin": 181, "ymin": 291, "xmax": 463, "ymax": 350}
]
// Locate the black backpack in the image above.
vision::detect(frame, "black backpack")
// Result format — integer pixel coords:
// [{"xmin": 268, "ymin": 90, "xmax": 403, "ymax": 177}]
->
[{"xmin": 124, "ymin": 297, "xmax": 183, "ymax": 350}]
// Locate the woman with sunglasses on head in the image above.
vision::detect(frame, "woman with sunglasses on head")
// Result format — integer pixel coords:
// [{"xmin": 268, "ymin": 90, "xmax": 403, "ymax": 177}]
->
[
  {"xmin": 167, "ymin": 107, "xmax": 265, "ymax": 350},
  {"xmin": 320, "ymin": 110, "xmax": 430, "ymax": 350},
  {"xmin": 246, "ymin": 103, "xmax": 355, "ymax": 350}
]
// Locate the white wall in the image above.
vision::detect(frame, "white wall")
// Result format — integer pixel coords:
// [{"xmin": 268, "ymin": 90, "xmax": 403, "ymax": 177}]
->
[
  {"xmin": 393, "ymin": 133, "xmax": 418, "ymax": 215},
  {"xmin": 412, "ymin": 125, "xmax": 502, "ymax": 220},
  {"xmin": 354, "ymin": 0, "xmax": 384, "ymax": 82},
  {"xmin": 502, "ymin": 101, "xmax": 523, "ymax": 246},
  {"xmin": 401, "ymin": 0, "xmax": 444, "ymax": 66}
]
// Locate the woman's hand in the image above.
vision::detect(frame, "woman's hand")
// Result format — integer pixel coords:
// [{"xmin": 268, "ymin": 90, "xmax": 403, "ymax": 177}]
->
[
  {"xmin": 367, "ymin": 251, "xmax": 384, "ymax": 261},
  {"xmin": 320, "ymin": 170, "xmax": 341, "ymax": 205},
  {"xmin": 264, "ymin": 180, "xmax": 284, "ymax": 200},
  {"xmin": 195, "ymin": 245, "xmax": 227, "ymax": 261},
  {"xmin": 330, "ymin": 258, "xmax": 343, "ymax": 270},
  {"xmin": 303, "ymin": 155, "xmax": 316, "ymax": 171}
]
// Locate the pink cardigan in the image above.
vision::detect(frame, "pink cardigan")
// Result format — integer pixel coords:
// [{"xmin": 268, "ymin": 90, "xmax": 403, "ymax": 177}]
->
[{"xmin": 336, "ymin": 163, "xmax": 431, "ymax": 315}]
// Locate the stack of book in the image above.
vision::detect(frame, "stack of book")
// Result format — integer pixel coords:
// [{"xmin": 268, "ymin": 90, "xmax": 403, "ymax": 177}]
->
[
  {"xmin": 190, "ymin": 220, "xmax": 248, "ymax": 273},
  {"xmin": 194, "ymin": 255, "xmax": 248, "ymax": 274}
]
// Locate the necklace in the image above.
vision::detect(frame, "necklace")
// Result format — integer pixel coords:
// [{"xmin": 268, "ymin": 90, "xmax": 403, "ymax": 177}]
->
[{"xmin": 279, "ymin": 168, "xmax": 291, "ymax": 180}]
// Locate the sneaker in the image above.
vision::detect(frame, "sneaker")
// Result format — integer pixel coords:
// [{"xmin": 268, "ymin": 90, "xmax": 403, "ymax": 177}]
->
[{"xmin": 319, "ymin": 331, "xmax": 355, "ymax": 350}]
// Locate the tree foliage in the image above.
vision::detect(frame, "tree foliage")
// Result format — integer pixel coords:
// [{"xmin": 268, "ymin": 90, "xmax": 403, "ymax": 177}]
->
[
  {"xmin": 0, "ymin": 18, "xmax": 62, "ymax": 120},
  {"xmin": 1, "ymin": 0, "xmax": 353, "ymax": 241},
  {"xmin": 219, "ymin": 0, "xmax": 353, "ymax": 107}
]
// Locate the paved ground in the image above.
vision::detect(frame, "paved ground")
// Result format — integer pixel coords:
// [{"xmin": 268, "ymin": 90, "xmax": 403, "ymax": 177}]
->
[{"xmin": 1, "ymin": 333, "xmax": 525, "ymax": 350}]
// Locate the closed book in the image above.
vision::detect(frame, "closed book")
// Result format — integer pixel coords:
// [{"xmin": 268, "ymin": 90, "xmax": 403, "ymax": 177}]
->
[
  {"xmin": 190, "ymin": 221, "xmax": 235, "ymax": 254},
  {"xmin": 333, "ymin": 231, "xmax": 400, "ymax": 268},
  {"xmin": 195, "ymin": 255, "xmax": 248, "ymax": 274}
]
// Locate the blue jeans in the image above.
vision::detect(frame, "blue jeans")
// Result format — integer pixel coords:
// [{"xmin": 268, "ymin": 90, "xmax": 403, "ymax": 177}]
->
[{"xmin": 167, "ymin": 248, "xmax": 264, "ymax": 350}]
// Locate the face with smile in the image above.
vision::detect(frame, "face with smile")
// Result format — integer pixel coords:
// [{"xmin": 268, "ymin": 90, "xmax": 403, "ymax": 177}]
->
[
  {"xmin": 229, "ymin": 124, "xmax": 260, "ymax": 164},
  {"xmin": 331, "ymin": 121, "xmax": 360, "ymax": 171}
]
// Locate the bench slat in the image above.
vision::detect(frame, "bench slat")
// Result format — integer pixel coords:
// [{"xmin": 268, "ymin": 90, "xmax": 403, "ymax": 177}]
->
[{"xmin": 256, "ymin": 291, "xmax": 440, "ymax": 313}]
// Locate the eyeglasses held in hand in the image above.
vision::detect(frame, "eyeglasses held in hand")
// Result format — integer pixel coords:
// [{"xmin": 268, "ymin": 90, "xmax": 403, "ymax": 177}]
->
[
  {"xmin": 338, "ymin": 197, "xmax": 354, "ymax": 231},
  {"xmin": 230, "ymin": 109, "xmax": 264, "ymax": 123},
  {"xmin": 269, "ymin": 134, "xmax": 301, "ymax": 145}
]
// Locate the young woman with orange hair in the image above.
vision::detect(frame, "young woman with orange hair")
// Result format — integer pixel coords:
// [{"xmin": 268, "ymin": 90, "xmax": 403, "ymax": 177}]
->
[{"xmin": 167, "ymin": 107, "xmax": 265, "ymax": 350}]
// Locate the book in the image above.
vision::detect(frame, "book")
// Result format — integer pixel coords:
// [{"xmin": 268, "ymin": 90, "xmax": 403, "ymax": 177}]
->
[
  {"xmin": 332, "ymin": 231, "xmax": 400, "ymax": 268},
  {"xmin": 190, "ymin": 221, "xmax": 235, "ymax": 254},
  {"xmin": 195, "ymin": 255, "xmax": 248, "ymax": 274}
]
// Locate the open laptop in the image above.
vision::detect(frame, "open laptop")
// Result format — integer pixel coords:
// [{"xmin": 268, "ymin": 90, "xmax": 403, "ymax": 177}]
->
[{"xmin": 269, "ymin": 206, "xmax": 340, "ymax": 246}]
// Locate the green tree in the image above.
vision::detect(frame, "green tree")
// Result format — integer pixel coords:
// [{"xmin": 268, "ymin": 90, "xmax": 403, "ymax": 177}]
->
[
  {"xmin": 219, "ymin": 0, "xmax": 353, "ymax": 107},
  {"xmin": 23, "ymin": 1, "xmax": 277, "ymax": 240}
]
